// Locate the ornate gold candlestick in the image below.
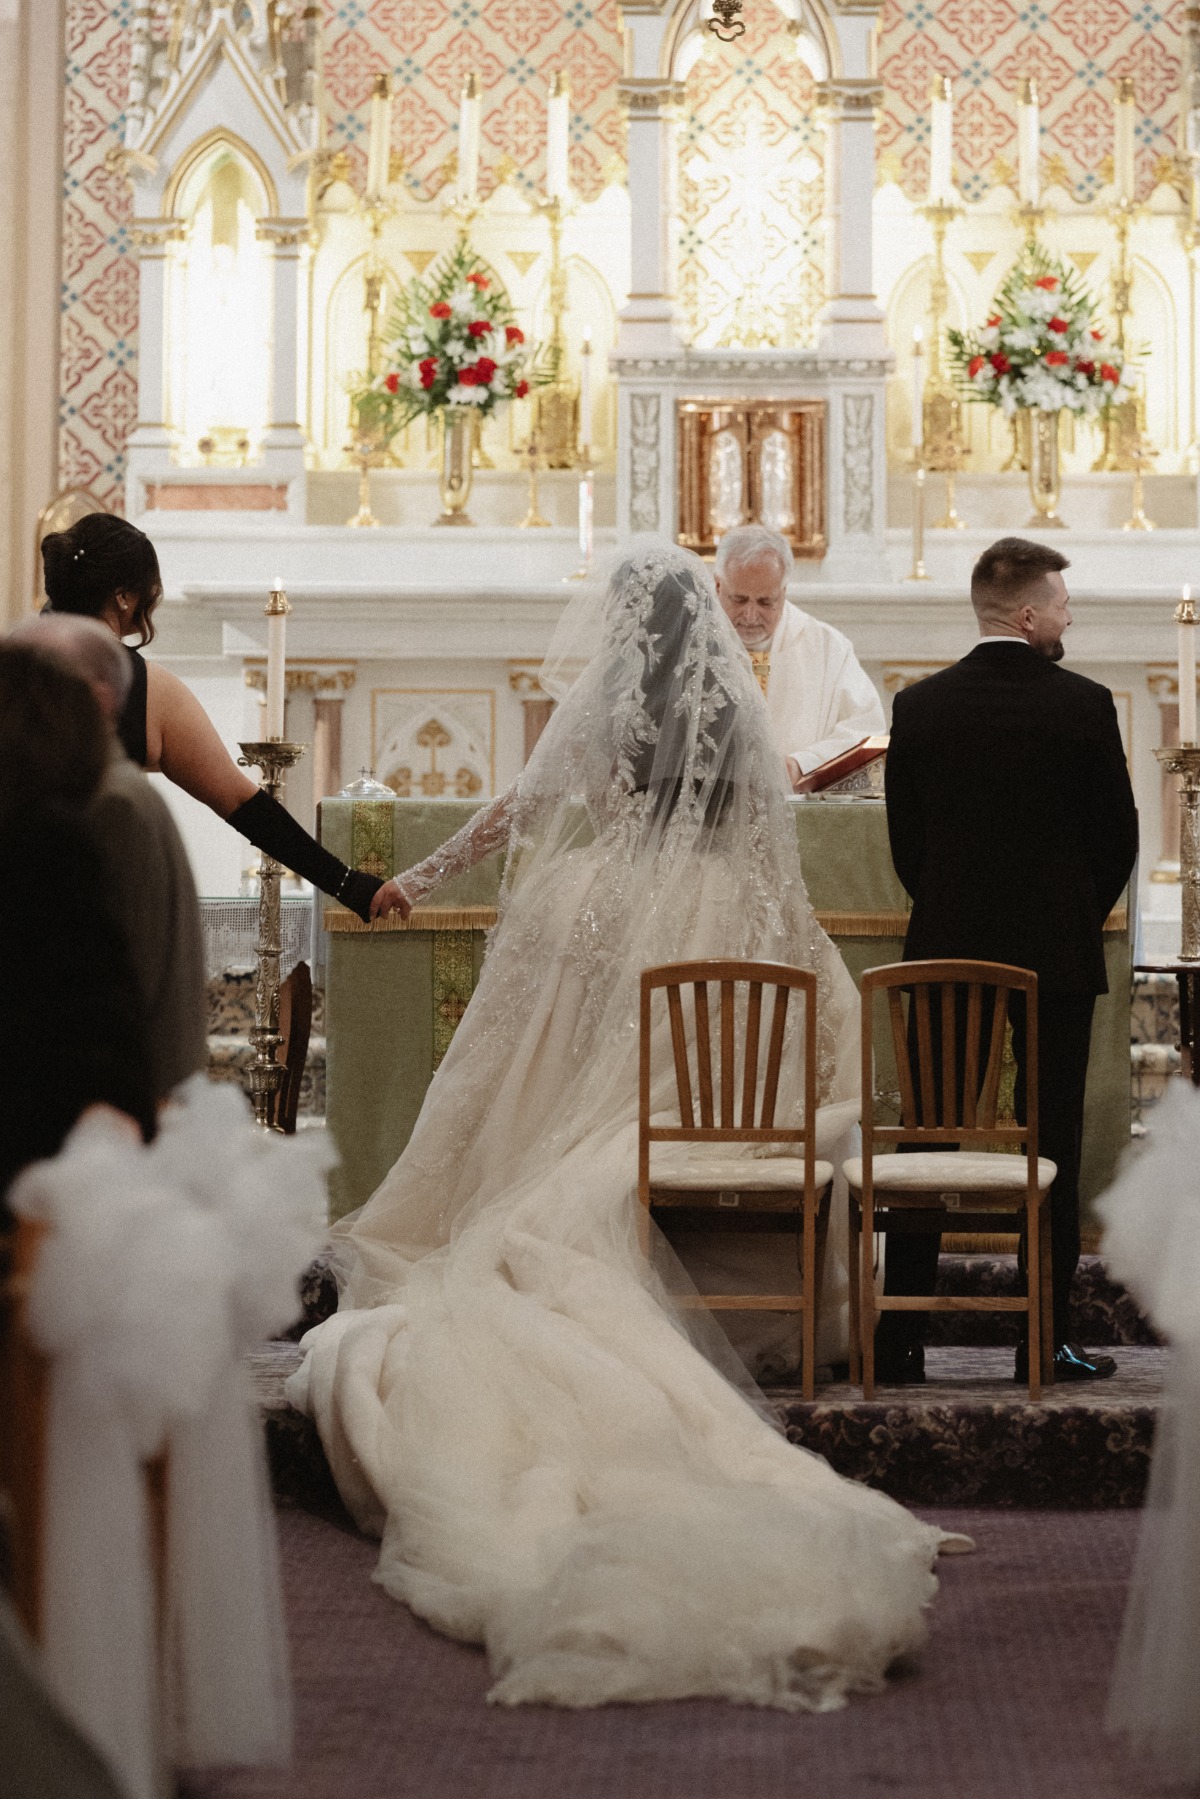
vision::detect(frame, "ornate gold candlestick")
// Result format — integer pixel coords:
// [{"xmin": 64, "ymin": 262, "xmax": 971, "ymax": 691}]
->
[
  {"xmin": 1156, "ymin": 744, "xmax": 1200, "ymax": 960},
  {"xmin": 1093, "ymin": 194, "xmax": 1142, "ymax": 472},
  {"xmin": 518, "ymin": 434, "xmax": 551, "ymax": 527},
  {"xmin": 532, "ymin": 193, "xmax": 577, "ymax": 466},
  {"xmin": 235, "ymin": 739, "xmax": 307, "ymax": 1129},
  {"xmin": 920, "ymin": 198, "xmax": 969, "ymax": 528}
]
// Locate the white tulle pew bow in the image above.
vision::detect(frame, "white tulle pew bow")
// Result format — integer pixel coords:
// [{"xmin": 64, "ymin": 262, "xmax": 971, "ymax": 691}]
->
[{"xmin": 9, "ymin": 1080, "xmax": 330, "ymax": 1799}]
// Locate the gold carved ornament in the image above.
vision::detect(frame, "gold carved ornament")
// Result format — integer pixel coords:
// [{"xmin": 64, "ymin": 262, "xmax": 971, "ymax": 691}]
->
[{"xmin": 387, "ymin": 719, "xmax": 484, "ymax": 800}]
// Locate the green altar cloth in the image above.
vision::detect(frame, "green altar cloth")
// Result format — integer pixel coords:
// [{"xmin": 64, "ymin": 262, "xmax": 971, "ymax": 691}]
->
[{"xmin": 319, "ymin": 798, "xmax": 1131, "ymax": 1224}]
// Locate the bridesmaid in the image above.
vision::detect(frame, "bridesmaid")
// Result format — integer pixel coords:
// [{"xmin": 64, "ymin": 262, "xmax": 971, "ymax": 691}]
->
[{"xmin": 39, "ymin": 513, "xmax": 409, "ymax": 919}]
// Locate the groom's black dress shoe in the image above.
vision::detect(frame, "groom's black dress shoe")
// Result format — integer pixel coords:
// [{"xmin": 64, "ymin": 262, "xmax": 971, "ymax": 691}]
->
[
  {"xmin": 1013, "ymin": 1342, "xmax": 1117, "ymax": 1383},
  {"xmin": 873, "ymin": 1343, "xmax": 926, "ymax": 1385}
]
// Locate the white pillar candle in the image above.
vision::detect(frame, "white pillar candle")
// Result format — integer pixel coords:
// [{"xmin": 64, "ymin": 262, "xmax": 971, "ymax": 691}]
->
[
  {"xmin": 579, "ymin": 330, "xmax": 593, "ymax": 452},
  {"xmin": 265, "ymin": 578, "xmax": 290, "ymax": 742},
  {"xmin": 911, "ymin": 326, "xmax": 924, "ymax": 451},
  {"xmin": 1180, "ymin": 584, "xmax": 1197, "ymax": 744},
  {"xmin": 928, "ymin": 76, "xmax": 953, "ymax": 205},
  {"xmin": 365, "ymin": 72, "xmax": 391, "ymax": 201},
  {"xmin": 578, "ymin": 468, "xmax": 594, "ymax": 568},
  {"xmin": 546, "ymin": 70, "xmax": 570, "ymax": 202},
  {"xmin": 1018, "ymin": 78, "xmax": 1040, "ymax": 205},
  {"xmin": 458, "ymin": 72, "xmax": 481, "ymax": 204},
  {"xmin": 1114, "ymin": 76, "xmax": 1136, "ymax": 203}
]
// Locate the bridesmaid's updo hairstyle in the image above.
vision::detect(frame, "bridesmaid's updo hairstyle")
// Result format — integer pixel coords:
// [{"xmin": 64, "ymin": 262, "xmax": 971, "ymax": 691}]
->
[{"xmin": 41, "ymin": 513, "xmax": 163, "ymax": 647}]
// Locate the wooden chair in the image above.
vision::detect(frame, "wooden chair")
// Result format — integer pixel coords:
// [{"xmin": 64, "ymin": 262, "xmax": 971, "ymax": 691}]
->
[
  {"xmin": 845, "ymin": 960, "xmax": 1057, "ymax": 1401},
  {"xmin": 638, "ymin": 961, "xmax": 833, "ymax": 1399},
  {"xmin": 272, "ymin": 959, "xmax": 313, "ymax": 1135}
]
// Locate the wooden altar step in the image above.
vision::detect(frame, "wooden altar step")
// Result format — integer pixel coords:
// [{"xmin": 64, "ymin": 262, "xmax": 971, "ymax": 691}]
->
[{"xmin": 250, "ymin": 1338, "xmax": 1163, "ymax": 1517}]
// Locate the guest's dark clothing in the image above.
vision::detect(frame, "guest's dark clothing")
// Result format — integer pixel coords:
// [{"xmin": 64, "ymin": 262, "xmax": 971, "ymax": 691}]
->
[
  {"xmin": 116, "ymin": 644, "xmax": 148, "ymax": 768},
  {"xmin": 0, "ymin": 807, "xmax": 155, "ymax": 1213},
  {"xmin": 882, "ymin": 641, "xmax": 1138, "ymax": 1344}
]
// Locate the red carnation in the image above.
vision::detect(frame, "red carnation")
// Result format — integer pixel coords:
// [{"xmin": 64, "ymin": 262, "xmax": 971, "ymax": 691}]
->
[
  {"xmin": 1100, "ymin": 362, "xmax": 1120, "ymax": 384},
  {"xmin": 457, "ymin": 366, "xmax": 478, "ymax": 386},
  {"xmin": 466, "ymin": 272, "xmax": 489, "ymax": 289},
  {"xmin": 467, "ymin": 320, "xmax": 490, "ymax": 338},
  {"xmin": 1034, "ymin": 275, "xmax": 1058, "ymax": 290},
  {"xmin": 1044, "ymin": 350, "xmax": 1069, "ymax": 366},
  {"xmin": 967, "ymin": 354, "xmax": 985, "ymax": 377},
  {"xmin": 989, "ymin": 352, "xmax": 1011, "ymax": 374},
  {"xmin": 1076, "ymin": 359, "xmax": 1095, "ymax": 376},
  {"xmin": 418, "ymin": 358, "xmax": 438, "ymax": 390},
  {"xmin": 1048, "ymin": 316, "xmax": 1069, "ymax": 333},
  {"xmin": 474, "ymin": 356, "xmax": 497, "ymax": 383},
  {"xmin": 430, "ymin": 301, "xmax": 452, "ymax": 319},
  {"xmin": 383, "ymin": 372, "xmax": 400, "ymax": 393},
  {"xmin": 505, "ymin": 324, "xmax": 525, "ymax": 345},
  {"xmin": 986, "ymin": 314, "xmax": 1001, "ymax": 328},
  {"xmin": 515, "ymin": 379, "xmax": 529, "ymax": 399},
  {"xmin": 1091, "ymin": 328, "xmax": 1105, "ymax": 341}
]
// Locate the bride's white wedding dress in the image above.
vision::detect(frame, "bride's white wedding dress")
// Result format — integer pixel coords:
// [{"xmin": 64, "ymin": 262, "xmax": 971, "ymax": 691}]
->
[{"xmin": 288, "ymin": 546, "xmax": 961, "ymax": 1711}]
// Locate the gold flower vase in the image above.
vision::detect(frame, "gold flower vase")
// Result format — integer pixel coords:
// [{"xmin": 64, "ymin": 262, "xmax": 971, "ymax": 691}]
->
[
  {"xmin": 1025, "ymin": 408, "xmax": 1067, "ymax": 529},
  {"xmin": 435, "ymin": 409, "xmax": 476, "ymax": 526}
]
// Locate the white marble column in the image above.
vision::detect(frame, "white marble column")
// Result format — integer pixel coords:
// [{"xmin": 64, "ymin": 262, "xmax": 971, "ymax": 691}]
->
[
  {"xmin": 124, "ymin": 220, "xmax": 182, "ymax": 514},
  {"xmin": 257, "ymin": 218, "xmax": 310, "ymax": 508},
  {"xmin": 816, "ymin": 77, "xmax": 887, "ymax": 356},
  {"xmin": 617, "ymin": 79, "xmax": 685, "ymax": 357}
]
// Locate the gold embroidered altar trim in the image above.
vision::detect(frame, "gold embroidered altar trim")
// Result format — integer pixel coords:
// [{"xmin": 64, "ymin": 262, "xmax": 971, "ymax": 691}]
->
[{"xmin": 328, "ymin": 902, "xmax": 1128, "ymax": 938}]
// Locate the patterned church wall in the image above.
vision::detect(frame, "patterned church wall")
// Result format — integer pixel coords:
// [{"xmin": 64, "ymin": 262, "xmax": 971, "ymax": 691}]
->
[{"xmin": 59, "ymin": 0, "xmax": 1186, "ymax": 509}]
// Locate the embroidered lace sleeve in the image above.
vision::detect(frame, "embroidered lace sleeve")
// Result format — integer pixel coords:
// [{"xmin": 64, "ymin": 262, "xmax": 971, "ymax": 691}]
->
[{"xmin": 395, "ymin": 786, "xmax": 516, "ymax": 907}]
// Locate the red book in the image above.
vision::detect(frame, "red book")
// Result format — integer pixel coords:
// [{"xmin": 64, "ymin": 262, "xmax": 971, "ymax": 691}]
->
[{"xmin": 794, "ymin": 735, "xmax": 889, "ymax": 795}]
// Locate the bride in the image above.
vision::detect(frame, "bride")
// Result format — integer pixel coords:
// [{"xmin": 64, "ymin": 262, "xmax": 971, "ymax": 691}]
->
[{"xmin": 288, "ymin": 543, "xmax": 964, "ymax": 1712}]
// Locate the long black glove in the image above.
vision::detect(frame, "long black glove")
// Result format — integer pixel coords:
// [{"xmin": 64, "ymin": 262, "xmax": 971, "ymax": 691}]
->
[{"xmin": 228, "ymin": 790, "xmax": 382, "ymax": 923}]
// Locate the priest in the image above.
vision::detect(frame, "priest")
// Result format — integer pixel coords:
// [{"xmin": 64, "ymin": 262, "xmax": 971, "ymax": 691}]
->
[{"xmin": 714, "ymin": 524, "xmax": 884, "ymax": 789}]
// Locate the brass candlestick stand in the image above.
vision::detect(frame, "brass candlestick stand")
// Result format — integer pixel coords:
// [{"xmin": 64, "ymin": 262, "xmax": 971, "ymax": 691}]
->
[
  {"xmin": 344, "ymin": 157, "xmax": 397, "ymax": 527},
  {"xmin": 904, "ymin": 459, "xmax": 930, "ymax": 582},
  {"xmin": 920, "ymin": 198, "xmax": 969, "ymax": 528},
  {"xmin": 235, "ymin": 739, "xmax": 307, "ymax": 1129},
  {"xmin": 1093, "ymin": 194, "xmax": 1142, "ymax": 472},
  {"xmin": 518, "ymin": 434, "xmax": 551, "ymax": 527},
  {"xmin": 1156, "ymin": 743, "xmax": 1200, "ymax": 960},
  {"xmin": 533, "ymin": 193, "xmax": 578, "ymax": 466}
]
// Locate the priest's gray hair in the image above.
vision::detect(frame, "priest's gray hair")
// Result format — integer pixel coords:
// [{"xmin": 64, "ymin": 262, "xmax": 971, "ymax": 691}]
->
[
  {"xmin": 714, "ymin": 524, "xmax": 793, "ymax": 586},
  {"xmin": 8, "ymin": 612, "xmax": 133, "ymax": 712}
]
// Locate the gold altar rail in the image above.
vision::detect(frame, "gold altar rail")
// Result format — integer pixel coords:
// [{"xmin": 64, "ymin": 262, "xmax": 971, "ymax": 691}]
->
[{"xmin": 326, "ymin": 905, "xmax": 1129, "ymax": 937}]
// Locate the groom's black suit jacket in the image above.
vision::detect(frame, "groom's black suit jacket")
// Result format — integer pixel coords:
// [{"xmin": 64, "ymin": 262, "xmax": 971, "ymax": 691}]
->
[{"xmin": 885, "ymin": 642, "xmax": 1138, "ymax": 995}]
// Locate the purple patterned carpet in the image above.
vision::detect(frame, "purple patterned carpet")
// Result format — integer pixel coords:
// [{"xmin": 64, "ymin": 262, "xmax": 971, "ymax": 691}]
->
[{"xmin": 179, "ymin": 1503, "xmax": 1187, "ymax": 1799}]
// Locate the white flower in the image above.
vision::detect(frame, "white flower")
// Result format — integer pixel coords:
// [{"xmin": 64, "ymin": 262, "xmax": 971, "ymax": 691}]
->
[
  {"xmin": 1005, "ymin": 326, "xmax": 1040, "ymax": 351},
  {"xmin": 406, "ymin": 328, "xmax": 430, "ymax": 354},
  {"xmin": 447, "ymin": 383, "xmax": 485, "ymax": 407}
]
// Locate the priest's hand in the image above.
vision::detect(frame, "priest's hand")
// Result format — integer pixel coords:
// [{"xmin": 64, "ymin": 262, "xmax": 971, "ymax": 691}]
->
[
  {"xmin": 370, "ymin": 879, "xmax": 413, "ymax": 922},
  {"xmin": 786, "ymin": 756, "xmax": 807, "ymax": 793}
]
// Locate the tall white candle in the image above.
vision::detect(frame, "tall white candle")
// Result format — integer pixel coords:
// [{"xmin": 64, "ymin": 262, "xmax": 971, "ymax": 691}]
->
[
  {"xmin": 911, "ymin": 326, "xmax": 925, "ymax": 451},
  {"xmin": 458, "ymin": 72, "xmax": 482, "ymax": 204},
  {"xmin": 365, "ymin": 72, "xmax": 391, "ymax": 201},
  {"xmin": 546, "ymin": 70, "xmax": 570, "ymax": 201},
  {"xmin": 579, "ymin": 330, "xmax": 593, "ymax": 452},
  {"xmin": 265, "ymin": 578, "xmax": 290, "ymax": 742},
  {"xmin": 928, "ymin": 76, "xmax": 953, "ymax": 204},
  {"xmin": 1113, "ymin": 76, "xmax": 1136, "ymax": 203},
  {"xmin": 1017, "ymin": 77, "xmax": 1040, "ymax": 205},
  {"xmin": 1180, "ymin": 584, "xmax": 1197, "ymax": 744},
  {"xmin": 578, "ymin": 468, "xmax": 594, "ymax": 568}
]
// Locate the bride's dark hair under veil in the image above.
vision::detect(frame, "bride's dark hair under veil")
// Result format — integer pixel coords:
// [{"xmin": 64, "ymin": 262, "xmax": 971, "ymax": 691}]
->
[{"xmin": 333, "ymin": 540, "xmax": 859, "ymax": 1341}]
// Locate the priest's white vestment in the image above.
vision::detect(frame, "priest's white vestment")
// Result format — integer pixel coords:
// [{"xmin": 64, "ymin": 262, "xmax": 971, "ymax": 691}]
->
[{"xmin": 762, "ymin": 601, "xmax": 885, "ymax": 775}]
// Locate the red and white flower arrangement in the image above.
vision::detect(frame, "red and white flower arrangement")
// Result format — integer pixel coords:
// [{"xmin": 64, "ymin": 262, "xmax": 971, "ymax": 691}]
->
[
  {"xmin": 947, "ymin": 246, "xmax": 1132, "ymax": 418},
  {"xmin": 350, "ymin": 241, "xmax": 551, "ymax": 439}
]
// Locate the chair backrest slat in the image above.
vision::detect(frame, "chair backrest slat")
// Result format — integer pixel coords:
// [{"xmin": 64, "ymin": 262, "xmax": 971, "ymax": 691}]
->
[
  {"xmin": 720, "ymin": 979, "xmax": 735, "ymax": 1128},
  {"xmin": 940, "ymin": 981, "xmax": 956, "ymax": 1127},
  {"xmin": 694, "ymin": 982, "xmax": 715, "ymax": 1128},
  {"xmin": 666, "ymin": 983, "xmax": 694, "ymax": 1128},
  {"xmin": 914, "ymin": 984, "xmax": 936, "ymax": 1126},
  {"xmin": 741, "ymin": 982, "xmax": 763, "ymax": 1128},
  {"xmin": 888, "ymin": 988, "xmax": 917, "ymax": 1126},
  {"xmin": 761, "ymin": 985, "xmax": 790, "ymax": 1128},
  {"xmin": 963, "ymin": 982, "xmax": 982, "ymax": 1128},
  {"xmin": 977, "ymin": 985, "xmax": 1010, "ymax": 1128}
]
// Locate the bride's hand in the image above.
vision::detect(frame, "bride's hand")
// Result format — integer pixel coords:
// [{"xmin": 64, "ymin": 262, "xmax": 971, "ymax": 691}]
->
[{"xmin": 370, "ymin": 879, "xmax": 413, "ymax": 922}]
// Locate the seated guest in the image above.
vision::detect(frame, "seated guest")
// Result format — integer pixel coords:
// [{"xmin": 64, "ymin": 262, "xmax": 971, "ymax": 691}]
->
[
  {"xmin": 714, "ymin": 524, "xmax": 885, "ymax": 790},
  {"xmin": 0, "ymin": 645, "xmax": 154, "ymax": 1208},
  {"xmin": 11, "ymin": 614, "xmax": 207, "ymax": 1106}
]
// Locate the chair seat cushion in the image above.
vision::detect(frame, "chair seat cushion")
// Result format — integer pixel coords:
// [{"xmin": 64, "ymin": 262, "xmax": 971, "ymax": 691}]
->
[
  {"xmin": 650, "ymin": 1146, "xmax": 834, "ymax": 1192},
  {"xmin": 842, "ymin": 1151, "xmax": 1057, "ymax": 1194}
]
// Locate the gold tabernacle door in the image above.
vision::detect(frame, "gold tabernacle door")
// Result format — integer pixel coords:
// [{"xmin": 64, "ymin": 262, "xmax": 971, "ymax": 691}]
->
[{"xmin": 676, "ymin": 398, "xmax": 826, "ymax": 561}]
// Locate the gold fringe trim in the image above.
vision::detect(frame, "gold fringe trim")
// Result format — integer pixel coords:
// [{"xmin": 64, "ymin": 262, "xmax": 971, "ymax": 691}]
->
[
  {"xmin": 942, "ymin": 1233, "xmax": 1020, "ymax": 1255},
  {"xmin": 325, "ymin": 905, "xmax": 498, "ymax": 934},
  {"xmin": 815, "ymin": 911, "xmax": 909, "ymax": 937}
]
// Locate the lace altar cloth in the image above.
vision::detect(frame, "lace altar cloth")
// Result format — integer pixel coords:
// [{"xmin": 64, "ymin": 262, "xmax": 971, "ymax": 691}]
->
[{"xmin": 200, "ymin": 897, "xmax": 313, "ymax": 979}]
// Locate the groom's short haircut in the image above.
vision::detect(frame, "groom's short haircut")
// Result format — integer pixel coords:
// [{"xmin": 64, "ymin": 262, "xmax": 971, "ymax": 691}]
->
[{"xmin": 971, "ymin": 536, "xmax": 1070, "ymax": 627}]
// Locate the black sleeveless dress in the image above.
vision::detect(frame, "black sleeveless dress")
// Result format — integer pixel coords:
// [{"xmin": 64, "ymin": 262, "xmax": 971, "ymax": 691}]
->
[{"xmin": 116, "ymin": 644, "xmax": 148, "ymax": 767}]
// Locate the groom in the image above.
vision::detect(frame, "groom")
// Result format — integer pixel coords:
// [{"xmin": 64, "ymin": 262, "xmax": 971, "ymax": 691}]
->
[{"xmin": 881, "ymin": 537, "xmax": 1138, "ymax": 1383}]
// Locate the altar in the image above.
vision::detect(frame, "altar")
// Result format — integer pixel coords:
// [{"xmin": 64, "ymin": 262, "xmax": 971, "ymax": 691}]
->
[{"xmin": 317, "ymin": 797, "xmax": 1131, "ymax": 1224}]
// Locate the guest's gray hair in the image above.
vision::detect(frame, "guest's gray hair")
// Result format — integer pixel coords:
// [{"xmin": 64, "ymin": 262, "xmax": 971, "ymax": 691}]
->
[
  {"xmin": 714, "ymin": 524, "xmax": 793, "ymax": 587},
  {"xmin": 8, "ymin": 612, "xmax": 133, "ymax": 710}
]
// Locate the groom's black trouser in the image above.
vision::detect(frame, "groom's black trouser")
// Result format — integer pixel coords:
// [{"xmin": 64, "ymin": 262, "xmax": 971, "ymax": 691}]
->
[{"xmin": 876, "ymin": 990, "xmax": 1096, "ymax": 1350}]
